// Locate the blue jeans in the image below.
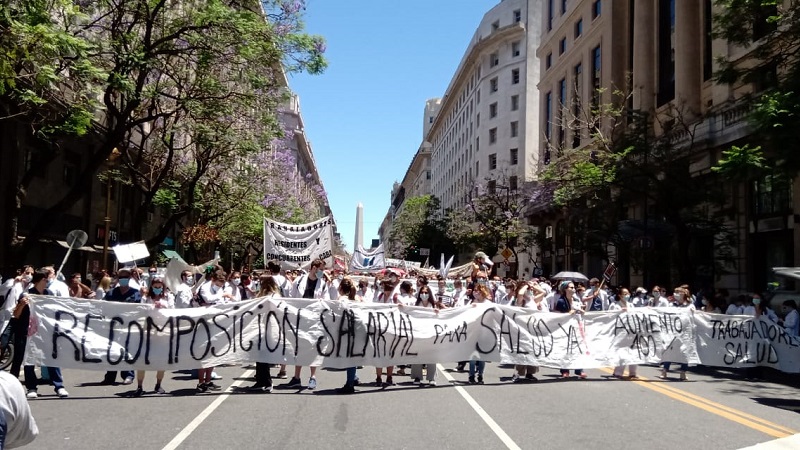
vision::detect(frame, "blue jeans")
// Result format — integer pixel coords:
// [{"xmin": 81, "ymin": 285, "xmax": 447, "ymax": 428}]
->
[
  {"xmin": 663, "ymin": 362, "xmax": 688, "ymax": 372},
  {"xmin": 468, "ymin": 360, "xmax": 485, "ymax": 377},
  {"xmin": 346, "ymin": 367, "xmax": 358, "ymax": 386},
  {"xmin": 24, "ymin": 365, "xmax": 63, "ymax": 391}
]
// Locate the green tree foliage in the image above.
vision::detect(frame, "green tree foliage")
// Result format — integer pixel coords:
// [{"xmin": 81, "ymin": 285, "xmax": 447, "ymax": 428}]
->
[
  {"xmin": 712, "ymin": 0, "xmax": 800, "ymax": 177},
  {"xmin": 388, "ymin": 195, "xmax": 454, "ymax": 261},
  {"xmin": 1, "ymin": 0, "xmax": 328, "ymax": 264}
]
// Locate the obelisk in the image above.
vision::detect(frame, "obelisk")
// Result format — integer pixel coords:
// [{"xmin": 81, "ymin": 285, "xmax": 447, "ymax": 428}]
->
[{"xmin": 354, "ymin": 203, "xmax": 364, "ymax": 251}]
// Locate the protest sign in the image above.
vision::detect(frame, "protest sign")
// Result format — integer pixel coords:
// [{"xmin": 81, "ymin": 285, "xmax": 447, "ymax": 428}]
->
[
  {"xmin": 263, "ymin": 216, "xmax": 333, "ymax": 270},
  {"xmin": 349, "ymin": 244, "xmax": 386, "ymax": 272}
]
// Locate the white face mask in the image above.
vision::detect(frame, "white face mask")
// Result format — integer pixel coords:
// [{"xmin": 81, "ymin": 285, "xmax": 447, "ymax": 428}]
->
[
  {"xmin": 652, "ymin": 291, "xmax": 660, "ymax": 298},
  {"xmin": 232, "ymin": 278, "xmax": 241, "ymax": 286},
  {"xmin": 23, "ymin": 274, "xmax": 33, "ymax": 283},
  {"xmin": 420, "ymin": 293, "xmax": 430, "ymax": 301},
  {"xmin": 337, "ymin": 275, "xmax": 344, "ymax": 281},
  {"xmin": 185, "ymin": 277, "xmax": 195, "ymax": 286},
  {"xmin": 211, "ymin": 285, "xmax": 220, "ymax": 294}
]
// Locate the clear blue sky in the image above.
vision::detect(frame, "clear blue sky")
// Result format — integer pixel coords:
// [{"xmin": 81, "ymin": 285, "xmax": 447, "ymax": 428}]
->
[{"xmin": 288, "ymin": 0, "xmax": 499, "ymax": 252}]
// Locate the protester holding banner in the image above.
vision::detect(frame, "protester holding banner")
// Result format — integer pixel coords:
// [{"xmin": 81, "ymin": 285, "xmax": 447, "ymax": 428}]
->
[
  {"xmin": 133, "ymin": 277, "xmax": 174, "ymax": 396},
  {"xmin": 291, "ymin": 259, "xmax": 331, "ymax": 300},
  {"xmin": 248, "ymin": 275, "xmax": 280, "ymax": 393},
  {"xmin": 194, "ymin": 271, "xmax": 231, "ymax": 392},
  {"xmin": 555, "ymin": 281, "xmax": 587, "ymax": 379},
  {"xmin": 660, "ymin": 286, "xmax": 692, "ymax": 381},
  {"xmin": 468, "ymin": 284, "xmax": 492, "ymax": 384},
  {"xmin": 610, "ymin": 288, "xmax": 639, "ymax": 379},
  {"xmin": 16, "ymin": 271, "xmax": 70, "ymax": 398},
  {"xmin": 407, "ymin": 284, "xmax": 439, "ymax": 385},
  {"xmin": 102, "ymin": 268, "xmax": 140, "ymax": 385},
  {"xmin": 512, "ymin": 282, "xmax": 547, "ymax": 383},
  {"xmin": 648, "ymin": 286, "xmax": 670, "ymax": 307}
]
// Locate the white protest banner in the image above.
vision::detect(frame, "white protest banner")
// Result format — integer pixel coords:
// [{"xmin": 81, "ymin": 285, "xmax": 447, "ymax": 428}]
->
[
  {"xmin": 27, "ymin": 297, "xmax": 800, "ymax": 372},
  {"xmin": 693, "ymin": 313, "xmax": 800, "ymax": 372},
  {"xmin": 263, "ymin": 216, "xmax": 333, "ymax": 270},
  {"xmin": 350, "ymin": 244, "xmax": 386, "ymax": 272},
  {"xmin": 112, "ymin": 241, "xmax": 150, "ymax": 264}
]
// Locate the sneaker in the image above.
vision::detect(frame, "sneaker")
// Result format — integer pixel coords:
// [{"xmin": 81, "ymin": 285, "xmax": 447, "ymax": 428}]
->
[
  {"xmin": 210, "ymin": 371, "xmax": 222, "ymax": 380},
  {"xmin": 286, "ymin": 377, "xmax": 302, "ymax": 388},
  {"xmin": 511, "ymin": 373, "xmax": 520, "ymax": 383},
  {"xmin": 477, "ymin": 375, "xmax": 484, "ymax": 384},
  {"xmin": 659, "ymin": 369, "xmax": 668, "ymax": 379},
  {"xmin": 578, "ymin": 373, "xmax": 588, "ymax": 379},
  {"xmin": 374, "ymin": 377, "xmax": 383, "ymax": 387},
  {"xmin": 276, "ymin": 371, "xmax": 288, "ymax": 379},
  {"xmin": 249, "ymin": 384, "xmax": 272, "ymax": 393},
  {"xmin": 154, "ymin": 385, "xmax": 166, "ymax": 395},
  {"xmin": 132, "ymin": 387, "xmax": 144, "ymax": 397},
  {"xmin": 122, "ymin": 376, "xmax": 134, "ymax": 385},
  {"xmin": 196, "ymin": 383, "xmax": 207, "ymax": 393},
  {"xmin": 26, "ymin": 389, "xmax": 38, "ymax": 399},
  {"xmin": 307, "ymin": 377, "xmax": 317, "ymax": 390},
  {"xmin": 413, "ymin": 378, "xmax": 421, "ymax": 385},
  {"xmin": 337, "ymin": 384, "xmax": 356, "ymax": 394},
  {"xmin": 56, "ymin": 387, "xmax": 70, "ymax": 398},
  {"xmin": 680, "ymin": 371, "xmax": 688, "ymax": 381},
  {"xmin": 525, "ymin": 374, "xmax": 538, "ymax": 382},
  {"xmin": 205, "ymin": 382, "xmax": 222, "ymax": 391},
  {"xmin": 468, "ymin": 376, "xmax": 476, "ymax": 384},
  {"xmin": 397, "ymin": 367, "xmax": 406, "ymax": 376},
  {"xmin": 428, "ymin": 380, "xmax": 437, "ymax": 386}
]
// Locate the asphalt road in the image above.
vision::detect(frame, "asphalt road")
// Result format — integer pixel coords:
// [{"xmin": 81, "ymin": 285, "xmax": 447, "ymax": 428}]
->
[{"xmin": 18, "ymin": 363, "xmax": 800, "ymax": 450}]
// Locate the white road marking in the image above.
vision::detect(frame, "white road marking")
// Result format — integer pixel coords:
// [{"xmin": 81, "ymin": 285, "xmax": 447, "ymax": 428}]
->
[
  {"xmin": 161, "ymin": 369, "xmax": 255, "ymax": 450},
  {"xmin": 436, "ymin": 364, "xmax": 521, "ymax": 450}
]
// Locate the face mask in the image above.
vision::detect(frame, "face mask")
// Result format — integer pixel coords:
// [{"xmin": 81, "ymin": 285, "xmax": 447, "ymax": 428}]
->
[
  {"xmin": 316, "ymin": 270, "xmax": 324, "ymax": 279},
  {"xmin": 420, "ymin": 293, "xmax": 430, "ymax": 301},
  {"xmin": 119, "ymin": 278, "xmax": 130, "ymax": 287},
  {"xmin": 152, "ymin": 287, "xmax": 163, "ymax": 295},
  {"xmin": 185, "ymin": 277, "xmax": 195, "ymax": 286},
  {"xmin": 337, "ymin": 275, "xmax": 344, "ymax": 281},
  {"xmin": 674, "ymin": 293, "xmax": 682, "ymax": 301},
  {"xmin": 701, "ymin": 299, "xmax": 708, "ymax": 306},
  {"xmin": 622, "ymin": 295, "xmax": 630, "ymax": 302},
  {"xmin": 47, "ymin": 279, "xmax": 54, "ymax": 287},
  {"xmin": 478, "ymin": 280, "xmax": 487, "ymax": 285},
  {"xmin": 652, "ymin": 291, "xmax": 660, "ymax": 298},
  {"xmin": 149, "ymin": 272, "xmax": 157, "ymax": 278},
  {"xmin": 211, "ymin": 285, "xmax": 220, "ymax": 294},
  {"xmin": 232, "ymin": 278, "xmax": 241, "ymax": 286},
  {"xmin": 752, "ymin": 298, "xmax": 761, "ymax": 305},
  {"xmin": 23, "ymin": 274, "xmax": 32, "ymax": 283}
]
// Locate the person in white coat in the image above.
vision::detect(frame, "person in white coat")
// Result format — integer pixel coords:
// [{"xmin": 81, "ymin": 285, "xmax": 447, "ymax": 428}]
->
[
  {"xmin": 779, "ymin": 300, "xmax": 799, "ymax": 337},
  {"xmin": 0, "ymin": 370, "xmax": 38, "ymax": 448},
  {"xmin": 287, "ymin": 259, "xmax": 330, "ymax": 390},
  {"xmin": 610, "ymin": 288, "xmax": 638, "ymax": 379},
  {"xmin": 133, "ymin": 277, "xmax": 175, "ymax": 396}
]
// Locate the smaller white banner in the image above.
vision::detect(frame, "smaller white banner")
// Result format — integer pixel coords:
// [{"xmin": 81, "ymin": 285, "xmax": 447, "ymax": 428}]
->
[
  {"xmin": 350, "ymin": 244, "xmax": 386, "ymax": 272},
  {"xmin": 112, "ymin": 241, "xmax": 150, "ymax": 264},
  {"xmin": 263, "ymin": 216, "xmax": 333, "ymax": 270}
]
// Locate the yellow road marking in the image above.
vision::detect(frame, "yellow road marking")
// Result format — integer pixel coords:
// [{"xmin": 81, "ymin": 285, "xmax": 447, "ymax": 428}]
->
[{"xmin": 598, "ymin": 368, "xmax": 796, "ymax": 439}]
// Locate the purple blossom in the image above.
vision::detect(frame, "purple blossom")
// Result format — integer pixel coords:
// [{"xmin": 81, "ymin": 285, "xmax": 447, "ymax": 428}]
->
[{"xmin": 313, "ymin": 39, "xmax": 327, "ymax": 54}]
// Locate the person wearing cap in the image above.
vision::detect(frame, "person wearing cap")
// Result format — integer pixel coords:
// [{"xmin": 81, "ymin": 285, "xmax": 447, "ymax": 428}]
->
[
  {"xmin": 631, "ymin": 287, "xmax": 649, "ymax": 307},
  {"xmin": 471, "ymin": 252, "xmax": 491, "ymax": 281}
]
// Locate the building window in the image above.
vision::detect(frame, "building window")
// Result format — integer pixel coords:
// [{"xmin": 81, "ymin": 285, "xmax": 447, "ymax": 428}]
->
[
  {"xmin": 657, "ymin": 0, "xmax": 675, "ymax": 106},
  {"xmin": 752, "ymin": 2, "xmax": 777, "ymax": 41},
  {"xmin": 510, "ymin": 148, "xmax": 519, "ymax": 165},
  {"xmin": 559, "ymin": 37, "xmax": 566, "ymax": 55},
  {"xmin": 489, "ymin": 153, "xmax": 497, "ymax": 170},
  {"xmin": 514, "ymin": 9, "xmax": 522, "ymax": 23},
  {"xmin": 548, "ymin": 0, "xmax": 554, "ymax": 31},
  {"xmin": 490, "ymin": 52, "xmax": 499, "ymax": 68},
  {"xmin": 558, "ymin": 78, "xmax": 566, "ymax": 146},
  {"xmin": 512, "ymin": 41, "xmax": 521, "ymax": 57},
  {"xmin": 476, "ymin": 136, "xmax": 480, "ymax": 151},
  {"xmin": 492, "ymin": 20, "xmax": 500, "ymax": 32},
  {"xmin": 509, "ymin": 175, "xmax": 518, "ymax": 191},
  {"xmin": 575, "ymin": 18, "xmax": 583, "ymax": 38},
  {"xmin": 591, "ymin": 45, "xmax": 601, "ymax": 108},
  {"xmin": 490, "ymin": 77, "xmax": 498, "ymax": 92},
  {"xmin": 488, "ymin": 179, "xmax": 497, "ymax": 195},
  {"xmin": 490, "ymin": 102, "xmax": 498, "ymax": 118},
  {"xmin": 573, "ymin": 62, "xmax": 583, "ymax": 148},
  {"xmin": 477, "ymin": 113, "xmax": 480, "ymax": 127},
  {"xmin": 754, "ymin": 174, "xmax": 792, "ymax": 215},
  {"xmin": 561, "ymin": 0, "xmax": 567, "ymax": 14},
  {"xmin": 511, "ymin": 68, "xmax": 520, "ymax": 84},
  {"xmin": 511, "ymin": 121, "xmax": 519, "ymax": 137},
  {"xmin": 546, "ymin": 52, "xmax": 552, "ymax": 70},
  {"xmin": 476, "ymin": 88, "xmax": 480, "ymax": 104},
  {"xmin": 545, "ymin": 91, "xmax": 552, "ymax": 142},
  {"xmin": 489, "ymin": 128, "xmax": 497, "ymax": 144},
  {"xmin": 511, "ymin": 94, "xmax": 519, "ymax": 111},
  {"xmin": 592, "ymin": 0, "xmax": 601, "ymax": 19}
]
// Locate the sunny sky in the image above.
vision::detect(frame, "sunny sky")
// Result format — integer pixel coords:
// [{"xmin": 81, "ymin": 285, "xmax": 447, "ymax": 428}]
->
[{"xmin": 288, "ymin": 0, "xmax": 500, "ymax": 251}]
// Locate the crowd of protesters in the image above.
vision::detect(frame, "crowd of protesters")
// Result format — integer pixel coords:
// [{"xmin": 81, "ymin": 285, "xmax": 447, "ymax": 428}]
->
[{"xmin": 1, "ymin": 251, "xmax": 798, "ymax": 399}]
